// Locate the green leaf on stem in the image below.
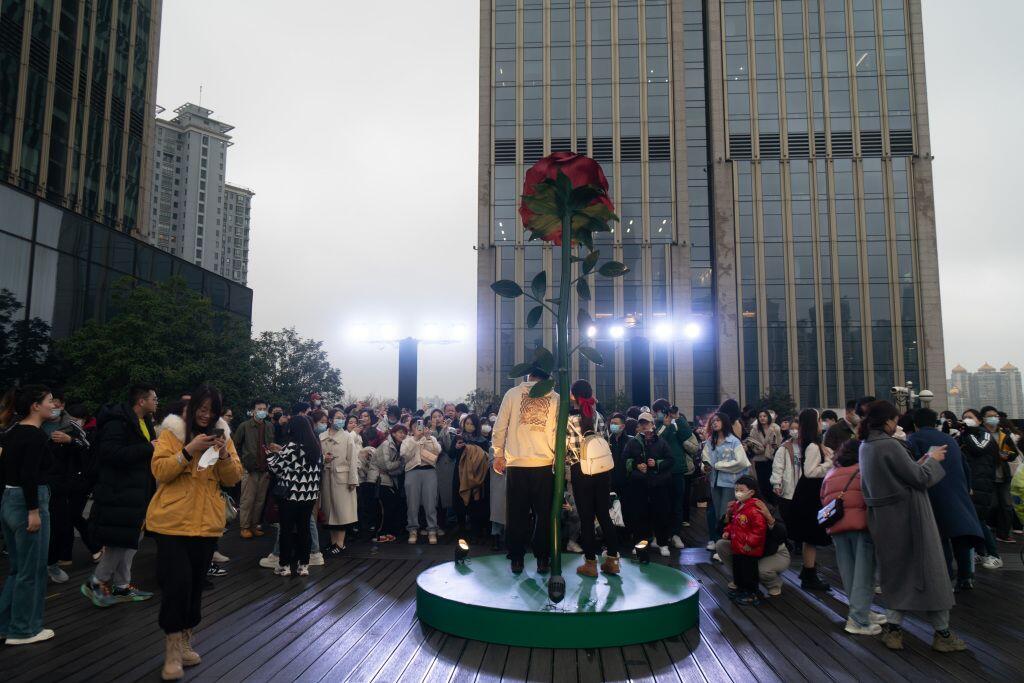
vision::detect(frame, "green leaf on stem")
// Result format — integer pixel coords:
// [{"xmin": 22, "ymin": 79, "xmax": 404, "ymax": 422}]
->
[
  {"xmin": 530, "ymin": 271, "xmax": 547, "ymax": 300},
  {"xmin": 569, "ymin": 255, "xmax": 585, "ymax": 263},
  {"xmin": 569, "ymin": 185, "xmax": 602, "ymax": 211},
  {"xmin": 532, "ymin": 346, "xmax": 554, "ymax": 373},
  {"xmin": 577, "ymin": 308, "xmax": 594, "ymax": 331},
  {"xmin": 508, "ymin": 362, "xmax": 535, "ymax": 379},
  {"xmin": 555, "ymin": 171, "xmax": 574, "ymax": 204},
  {"xmin": 529, "ymin": 378, "xmax": 556, "ymax": 398},
  {"xmin": 576, "ymin": 279, "xmax": 591, "ymax": 301},
  {"xmin": 598, "ymin": 261, "xmax": 630, "ymax": 278},
  {"xmin": 582, "ymin": 250, "xmax": 600, "ymax": 275},
  {"xmin": 491, "ymin": 280, "xmax": 524, "ymax": 298},
  {"xmin": 578, "ymin": 345, "xmax": 604, "ymax": 365},
  {"xmin": 526, "ymin": 305, "xmax": 544, "ymax": 329}
]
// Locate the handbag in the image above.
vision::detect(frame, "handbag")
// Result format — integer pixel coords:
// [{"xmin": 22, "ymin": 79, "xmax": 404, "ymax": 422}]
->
[
  {"xmin": 817, "ymin": 469, "xmax": 859, "ymax": 529},
  {"xmin": 222, "ymin": 492, "xmax": 238, "ymax": 524}
]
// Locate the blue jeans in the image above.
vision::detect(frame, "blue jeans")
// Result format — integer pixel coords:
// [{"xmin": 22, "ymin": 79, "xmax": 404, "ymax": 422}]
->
[
  {"xmin": 272, "ymin": 513, "xmax": 319, "ymax": 555},
  {"xmin": 831, "ymin": 530, "xmax": 877, "ymax": 627},
  {"xmin": 0, "ymin": 486, "xmax": 51, "ymax": 638}
]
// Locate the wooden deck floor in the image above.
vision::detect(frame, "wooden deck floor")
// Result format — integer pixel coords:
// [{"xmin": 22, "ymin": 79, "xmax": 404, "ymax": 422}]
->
[{"xmin": 1, "ymin": 517, "xmax": 1021, "ymax": 682}]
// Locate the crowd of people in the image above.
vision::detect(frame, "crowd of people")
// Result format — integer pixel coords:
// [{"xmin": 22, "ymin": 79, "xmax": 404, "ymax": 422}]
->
[{"xmin": 0, "ymin": 373, "xmax": 1021, "ymax": 676}]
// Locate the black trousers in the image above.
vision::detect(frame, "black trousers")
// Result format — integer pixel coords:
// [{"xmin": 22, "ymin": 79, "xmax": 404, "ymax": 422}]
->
[
  {"xmin": 732, "ymin": 553, "xmax": 760, "ymax": 592},
  {"xmin": 571, "ymin": 464, "xmax": 619, "ymax": 560},
  {"xmin": 753, "ymin": 460, "xmax": 774, "ymax": 505},
  {"xmin": 991, "ymin": 480, "xmax": 1013, "ymax": 539},
  {"xmin": 628, "ymin": 478, "xmax": 671, "ymax": 546},
  {"xmin": 506, "ymin": 466, "xmax": 554, "ymax": 562},
  {"xmin": 155, "ymin": 534, "xmax": 216, "ymax": 634},
  {"xmin": 279, "ymin": 498, "xmax": 315, "ymax": 567},
  {"xmin": 48, "ymin": 486, "xmax": 97, "ymax": 563}
]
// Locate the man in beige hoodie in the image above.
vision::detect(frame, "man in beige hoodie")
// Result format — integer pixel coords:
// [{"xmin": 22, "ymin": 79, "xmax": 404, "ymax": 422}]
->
[{"xmin": 492, "ymin": 368, "xmax": 559, "ymax": 574}]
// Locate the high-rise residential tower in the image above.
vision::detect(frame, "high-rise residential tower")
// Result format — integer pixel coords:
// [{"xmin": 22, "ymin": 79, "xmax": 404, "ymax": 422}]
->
[
  {"xmin": 222, "ymin": 183, "xmax": 253, "ymax": 285},
  {"xmin": 476, "ymin": 0, "xmax": 945, "ymax": 415},
  {"xmin": 148, "ymin": 103, "xmax": 253, "ymax": 285},
  {"xmin": 0, "ymin": 0, "xmax": 162, "ymax": 234}
]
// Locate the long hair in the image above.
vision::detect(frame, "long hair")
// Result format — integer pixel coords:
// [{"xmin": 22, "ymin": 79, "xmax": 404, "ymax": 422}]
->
[
  {"xmin": 184, "ymin": 385, "xmax": 223, "ymax": 443},
  {"xmin": 287, "ymin": 413, "xmax": 322, "ymax": 464},
  {"xmin": 718, "ymin": 399, "xmax": 742, "ymax": 424},
  {"xmin": 796, "ymin": 408, "xmax": 821, "ymax": 450},
  {"xmin": 756, "ymin": 410, "xmax": 773, "ymax": 436},
  {"xmin": 710, "ymin": 411, "xmax": 732, "ymax": 447},
  {"xmin": 857, "ymin": 400, "xmax": 899, "ymax": 441},
  {"xmin": 571, "ymin": 379, "xmax": 597, "ymax": 419}
]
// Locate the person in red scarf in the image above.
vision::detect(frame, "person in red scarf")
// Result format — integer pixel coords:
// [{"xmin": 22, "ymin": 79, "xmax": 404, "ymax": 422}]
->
[
  {"xmin": 723, "ymin": 475, "xmax": 768, "ymax": 606},
  {"xmin": 565, "ymin": 379, "xmax": 619, "ymax": 577}
]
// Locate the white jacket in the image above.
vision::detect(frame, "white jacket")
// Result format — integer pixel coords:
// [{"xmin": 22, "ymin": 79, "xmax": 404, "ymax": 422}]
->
[
  {"xmin": 492, "ymin": 381, "xmax": 558, "ymax": 467},
  {"xmin": 771, "ymin": 440, "xmax": 800, "ymax": 501},
  {"xmin": 802, "ymin": 442, "xmax": 834, "ymax": 479},
  {"xmin": 400, "ymin": 434, "xmax": 441, "ymax": 471}
]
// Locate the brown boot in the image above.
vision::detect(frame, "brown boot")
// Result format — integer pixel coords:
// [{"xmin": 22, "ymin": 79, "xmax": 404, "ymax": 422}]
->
[
  {"xmin": 576, "ymin": 558, "xmax": 598, "ymax": 578},
  {"xmin": 600, "ymin": 555, "xmax": 621, "ymax": 575},
  {"xmin": 161, "ymin": 633, "xmax": 184, "ymax": 680},
  {"xmin": 181, "ymin": 629, "xmax": 201, "ymax": 667}
]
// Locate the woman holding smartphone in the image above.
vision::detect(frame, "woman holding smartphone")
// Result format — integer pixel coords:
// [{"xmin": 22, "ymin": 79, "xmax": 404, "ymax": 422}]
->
[{"xmin": 146, "ymin": 385, "xmax": 242, "ymax": 680}]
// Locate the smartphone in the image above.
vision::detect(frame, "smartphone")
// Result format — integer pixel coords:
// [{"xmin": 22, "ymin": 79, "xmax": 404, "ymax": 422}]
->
[{"xmin": 209, "ymin": 428, "xmax": 225, "ymax": 438}]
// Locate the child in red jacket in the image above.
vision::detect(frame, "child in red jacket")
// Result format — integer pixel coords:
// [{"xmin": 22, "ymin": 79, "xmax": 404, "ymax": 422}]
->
[{"xmin": 722, "ymin": 475, "xmax": 768, "ymax": 605}]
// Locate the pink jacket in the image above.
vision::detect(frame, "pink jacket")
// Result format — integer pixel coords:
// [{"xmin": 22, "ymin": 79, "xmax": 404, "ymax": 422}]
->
[{"xmin": 820, "ymin": 463, "xmax": 867, "ymax": 535}]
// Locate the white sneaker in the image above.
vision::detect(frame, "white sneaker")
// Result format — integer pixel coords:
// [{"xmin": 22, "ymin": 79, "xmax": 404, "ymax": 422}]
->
[
  {"xmin": 212, "ymin": 551, "xmax": 230, "ymax": 563},
  {"xmin": 659, "ymin": 545, "xmax": 670, "ymax": 557},
  {"xmin": 712, "ymin": 552, "xmax": 721, "ymax": 562},
  {"xmin": 428, "ymin": 532, "xmax": 438, "ymax": 545},
  {"xmin": 705, "ymin": 541, "xmax": 716, "ymax": 551},
  {"xmin": 408, "ymin": 532, "xmax": 419, "ymax": 544},
  {"xmin": 47, "ymin": 564, "xmax": 69, "ymax": 583},
  {"xmin": 275, "ymin": 565, "xmax": 291, "ymax": 576},
  {"xmin": 297, "ymin": 565, "xmax": 310, "ymax": 576},
  {"xmin": 670, "ymin": 535, "xmax": 685, "ymax": 549},
  {"xmin": 566, "ymin": 540, "xmax": 583, "ymax": 553},
  {"xmin": 5, "ymin": 628, "xmax": 55, "ymax": 645},
  {"xmin": 981, "ymin": 555, "xmax": 1003, "ymax": 569},
  {"xmin": 873, "ymin": 585, "xmax": 882, "ymax": 594},
  {"xmin": 869, "ymin": 612, "xmax": 888, "ymax": 625},
  {"xmin": 259, "ymin": 553, "xmax": 280, "ymax": 569},
  {"xmin": 844, "ymin": 619, "xmax": 882, "ymax": 636},
  {"xmin": 682, "ymin": 521, "xmax": 691, "ymax": 527},
  {"xmin": 308, "ymin": 552, "xmax": 325, "ymax": 566}
]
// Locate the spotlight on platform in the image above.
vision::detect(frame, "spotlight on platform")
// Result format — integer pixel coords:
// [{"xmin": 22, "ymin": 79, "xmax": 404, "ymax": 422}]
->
[
  {"xmin": 455, "ymin": 539, "xmax": 470, "ymax": 564},
  {"xmin": 635, "ymin": 540, "xmax": 650, "ymax": 564},
  {"xmin": 547, "ymin": 574, "xmax": 566, "ymax": 603},
  {"xmin": 682, "ymin": 322, "xmax": 702, "ymax": 340}
]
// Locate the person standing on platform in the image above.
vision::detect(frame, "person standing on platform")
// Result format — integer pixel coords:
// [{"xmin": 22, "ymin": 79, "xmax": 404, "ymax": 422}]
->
[
  {"xmin": 320, "ymin": 410, "xmax": 360, "ymax": 556},
  {"xmin": 858, "ymin": 400, "xmax": 967, "ymax": 653},
  {"xmin": 367, "ymin": 424, "xmax": 407, "ymax": 543},
  {"xmin": 45, "ymin": 402, "xmax": 96, "ymax": 583},
  {"xmin": 146, "ymin": 385, "xmax": 242, "ymax": 679},
  {"xmin": 267, "ymin": 415, "xmax": 323, "ymax": 576},
  {"xmin": 721, "ymin": 475, "xmax": 768, "ymax": 606},
  {"xmin": 700, "ymin": 412, "xmax": 749, "ymax": 552},
  {"xmin": 785, "ymin": 408, "xmax": 834, "ymax": 591},
  {"xmin": 232, "ymin": 399, "xmax": 278, "ymax": 539},
  {"xmin": 651, "ymin": 399, "xmax": 690, "ymax": 549},
  {"xmin": 0, "ymin": 385, "xmax": 57, "ymax": 645},
  {"xmin": 824, "ymin": 400, "xmax": 860, "ymax": 452},
  {"xmin": 83, "ymin": 384, "xmax": 159, "ymax": 607},
  {"xmin": 492, "ymin": 367, "xmax": 558, "ymax": 574},
  {"xmin": 908, "ymin": 408, "xmax": 985, "ymax": 591},
  {"xmin": 745, "ymin": 410, "xmax": 782, "ymax": 503},
  {"xmin": 625, "ymin": 412, "xmax": 675, "ymax": 557},
  {"xmin": 401, "ymin": 419, "xmax": 442, "ymax": 544}
]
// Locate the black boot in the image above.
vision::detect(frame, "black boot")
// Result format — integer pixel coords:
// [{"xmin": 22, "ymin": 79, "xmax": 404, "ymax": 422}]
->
[{"xmin": 799, "ymin": 566, "xmax": 830, "ymax": 591}]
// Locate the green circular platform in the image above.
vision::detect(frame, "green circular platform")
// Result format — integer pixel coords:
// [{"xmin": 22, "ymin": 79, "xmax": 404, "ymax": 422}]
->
[{"xmin": 416, "ymin": 553, "xmax": 699, "ymax": 648}]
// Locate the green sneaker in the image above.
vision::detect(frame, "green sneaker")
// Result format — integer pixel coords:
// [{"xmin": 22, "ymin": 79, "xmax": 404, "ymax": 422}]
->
[
  {"xmin": 81, "ymin": 579, "xmax": 117, "ymax": 608},
  {"xmin": 111, "ymin": 584, "xmax": 154, "ymax": 602}
]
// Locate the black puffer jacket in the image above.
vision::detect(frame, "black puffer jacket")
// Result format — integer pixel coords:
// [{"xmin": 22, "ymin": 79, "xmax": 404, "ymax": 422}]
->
[
  {"xmin": 90, "ymin": 403, "xmax": 156, "ymax": 549},
  {"xmin": 959, "ymin": 427, "xmax": 999, "ymax": 510}
]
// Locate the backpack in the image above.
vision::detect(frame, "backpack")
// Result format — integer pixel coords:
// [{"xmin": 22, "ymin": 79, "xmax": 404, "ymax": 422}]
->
[{"xmin": 579, "ymin": 433, "xmax": 614, "ymax": 475}]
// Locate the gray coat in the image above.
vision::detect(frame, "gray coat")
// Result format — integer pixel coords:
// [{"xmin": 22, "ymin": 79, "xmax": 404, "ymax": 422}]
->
[{"xmin": 859, "ymin": 431, "xmax": 954, "ymax": 613}]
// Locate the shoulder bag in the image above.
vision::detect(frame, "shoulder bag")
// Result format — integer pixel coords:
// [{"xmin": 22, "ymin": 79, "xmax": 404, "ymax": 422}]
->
[{"xmin": 817, "ymin": 469, "xmax": 859, "ymax": 529}]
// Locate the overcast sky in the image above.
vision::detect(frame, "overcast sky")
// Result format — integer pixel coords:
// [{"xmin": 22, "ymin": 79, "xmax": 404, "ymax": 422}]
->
[{"xmin": 155, "ymin": 0, "xmax": 1022, "ymax": 401}]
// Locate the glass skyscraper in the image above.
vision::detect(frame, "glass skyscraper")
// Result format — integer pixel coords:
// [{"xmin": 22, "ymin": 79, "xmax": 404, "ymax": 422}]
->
[
  {"xmin": 0, "ymin": 0, "xmax": 160, "ymax": 234},
  {"xmin": 476, "ymin": 0, "xmax": 946, "ymax": 415}
]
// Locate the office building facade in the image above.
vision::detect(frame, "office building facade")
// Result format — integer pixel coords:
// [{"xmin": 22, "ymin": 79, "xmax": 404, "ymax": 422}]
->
[
  {"xmin": 147, "ymin": 103, "xmax": 252, "ymax": 285},
  {"xmin": 476, "ymin": 0, "xmax": 945, "ymax": 415},
  {"xmin": 0, "ymin": 0, "xmax": 161, "ymax": 235}
]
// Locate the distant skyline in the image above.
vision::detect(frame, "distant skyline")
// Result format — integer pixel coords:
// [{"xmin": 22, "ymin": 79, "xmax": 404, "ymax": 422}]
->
[{"xmin": 155, "ymin": 0, "xmax": 1023, "ymax": 402}]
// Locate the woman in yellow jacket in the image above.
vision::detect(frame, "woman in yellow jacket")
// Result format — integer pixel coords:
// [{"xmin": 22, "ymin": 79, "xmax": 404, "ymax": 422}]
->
[{"xmin": 145, "ymin": 386, "xmax": 242, "ymax": 680}]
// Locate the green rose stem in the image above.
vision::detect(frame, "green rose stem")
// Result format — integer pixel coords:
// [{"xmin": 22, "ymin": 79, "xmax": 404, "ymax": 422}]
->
[{"xmin": 547, "ymin": 208, "xmax": 573, "ymax": 603}]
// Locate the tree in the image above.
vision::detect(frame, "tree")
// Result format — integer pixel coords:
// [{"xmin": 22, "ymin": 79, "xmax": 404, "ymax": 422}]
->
[
  {"xmin": 250, "ymin": 327, "xmax": 344, "ymax": 409},
  {"xmin": 600, "ymin": 390, "xmax": 632, "ymax": 416},
  {"xmin": 0, "ymin": 288, "xmax": 62, "ymax": 390},
  {"xmin": 756, "ymin": 387, "xmax": 797, "ymax": 419},
  {"xmin": 464, "ymin": 388, "xmax": 501, "ymax": 415},
  {"xmin": 58, "ymin": 278, "xmax": 257, "ymax": 410}
]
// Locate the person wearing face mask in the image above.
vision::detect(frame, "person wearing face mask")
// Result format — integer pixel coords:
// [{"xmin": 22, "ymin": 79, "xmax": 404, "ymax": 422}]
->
[
  {"xmin": 784, "ymin": 409, "xmax": 834, "ymax": 591},
  {"xmin": 744, "ymin": 410, "xmax": 782, "ymax": 506},
  {"xmin": 232, "ymin": 399, "xmax": 279, "ymax": 540},
  {"xmin": 651, "ymin": 399, "xmax": 694, "ymax": 549},
  {"xmin": 979, "ymin": 406, "xmax": 1020, "ymax": 543},
  {"xmin": 770, "ymin": 422, "xmax": 802, "ymax": 515},
  {"xmin": 859, "ymin": 400, "xmax": 967, "ymax": 653},
  {"xmin": 626, "ymin": 413, "xmax": 676, "ymax": 556},
  {"xmin": 366, "ymin": 424, "xmax": 408, "ymax": 544},
  {"xmin": 720, "ymin": 475, "xmax": 768, "ymax": 606},
  {"xmin": 320, "ymin": 409, "xmax": 360, "ymax": 555},
  {"xmin": 959, "ymin": 409, "xmax": 1012, "ymax": 567},
  {"xmin": 45, "ymin": 403, "xmax": 98, "ymax": 583},
  {"xmin": 824, "ymin": 400, "xmax": 861, "ymax": 452},
  {"xmin": 820, "ymin": 410, "xmax": 838, "ymax": 433}
]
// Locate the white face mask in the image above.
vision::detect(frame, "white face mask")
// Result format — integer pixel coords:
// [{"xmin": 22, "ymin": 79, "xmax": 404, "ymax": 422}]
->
[
  {"xmin": 789, "ymin": 428, "xmax": 799, "ymax": 439},
  {"xmin": 735, "ymin": 489, "xmax": 754, "ymax": 502},
  {"xmin": 963, "ymin": 418, "xmax": 978, "ymax": 428},
  {"xmin": 481, "ymin": 424, "xmax": 492, "ymax": 435}
]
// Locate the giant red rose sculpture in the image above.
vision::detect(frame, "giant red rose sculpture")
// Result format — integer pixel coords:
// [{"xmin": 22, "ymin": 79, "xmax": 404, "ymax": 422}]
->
[{"xmin": 491, "ymin": 152, "xmax": 626, "ymax": 603}]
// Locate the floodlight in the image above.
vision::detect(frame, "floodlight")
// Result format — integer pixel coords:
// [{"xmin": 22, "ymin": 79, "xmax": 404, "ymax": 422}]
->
[
  {"xmin": 609, "ymin": 325, "xmax": 625, "ymax": 339},
  {"xmin": 682, "ymin": 322, "xmax": 701, "ymax": 340},
  {"xmin": 586, "ymin": 325, "xmax": 597, "ymax": 339},
  {"xmin": 653, "ymin": 323, "xmax": 672, "ymax": 341}
]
